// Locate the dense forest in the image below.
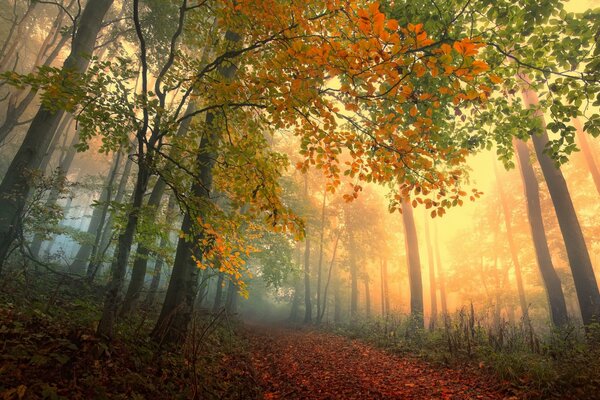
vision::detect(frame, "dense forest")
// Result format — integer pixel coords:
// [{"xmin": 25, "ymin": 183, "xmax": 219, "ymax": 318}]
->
[{"xmin": 0, "ymin": 0, "xmax": 599, "ymax": 398}]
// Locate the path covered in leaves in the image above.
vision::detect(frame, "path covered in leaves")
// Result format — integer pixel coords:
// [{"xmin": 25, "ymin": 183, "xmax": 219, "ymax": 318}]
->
[{"xmin": 247, "ymin": 326, "xmax": 511, "ymax": 400}]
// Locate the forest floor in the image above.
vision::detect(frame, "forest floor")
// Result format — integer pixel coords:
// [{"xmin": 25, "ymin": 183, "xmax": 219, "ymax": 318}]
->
[{"xmin": 246, "ymin": 324, "xmax": 515, "ymax": 400}]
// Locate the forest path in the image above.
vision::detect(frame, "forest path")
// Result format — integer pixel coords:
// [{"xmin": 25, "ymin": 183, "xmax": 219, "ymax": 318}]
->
[{"xmin": 246, "ymin": 325, "xmax": 511, "ymax": 400}]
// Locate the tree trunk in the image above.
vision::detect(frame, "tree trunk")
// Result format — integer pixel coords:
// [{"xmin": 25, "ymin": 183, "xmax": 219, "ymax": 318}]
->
[
  {"xmin": 364, "ymin": 272, "xmax": 371, "ymax": 318},
  {"xmin": 573, "ymin": 118, "xmax": 600, "ymax": 196},
  {"xmin": 151, "ymin": 111, "xmax": 219, "ymax": 344},
  {"xmin": 120, "ymin": 178, "xmax": 167, "ymax": 316},
  {"xmin": 334, "ymin": 275, "xmax": 342, "ymax": 324},
  {"xmin": 289, "ymin": 274, "xmax": 302, "ymax": 322},
  {"xmin": 494, "ymin": 161, "xmax": 529, "ymax": 322},
  {"xmin": 303, "ymin": 175, "xmax": 312, "ymax": 324},
  {"xmin": 513, "ymin": 138, "xmax": 568, "ymax": 326},
  {"xmin": 29, "ymin": 119, "xmax": 77, "ymax": 256},
  {"xmin": 0, "ymin": 0, "xmax": 114, "ymax": 265},
  {"xmin": 225, "ymin": 280, "xmax": 238, "ymax": 314},
  {"xmin": 97, "ymin": 158, "xmax": 150, "ymax": 338},
  {"xmin": 69, "ymin": 151, "xmax": 123, "ymax": 275},
  {"xmin": 401, "ymin": 200, "xmax": 424, "ymax": 328},
  {"xmin": 315, "ymin": 188, "xmax": 326, "ymax": 324},
  {"xmin": 433, "ymin": 223, "xmax": 448, "ymax": 317},
  {"xmin": 521, "ymin": 84, "xmax": 600, "ymax": 325},
  {"xmin": 380, "ymin": 258, "xmax": 390, "ymax": 317},
  {"xmin": 143, "ymin": 194, "xmax": 177, "ymax": 310},
  {"xmin": 318, "ymin": 231, "xmax": 339, "ymax": 323},
  {"xmin": 423, "ymin": 210, "xmax": 437, "ymax": 330},
  {"xmin": 212, "ymin": 271, "xmax": 225, "ymax": 313},
  {"xmin": 349, "ymin": 232, "xmax": 358, "ymax": 320}
]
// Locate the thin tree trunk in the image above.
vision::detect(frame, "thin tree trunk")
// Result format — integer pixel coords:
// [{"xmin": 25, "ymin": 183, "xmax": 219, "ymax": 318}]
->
[
  {"xmin": 349, "ymin": 232, "xmax": 358, "ymax": 320},
  {"xmin": 0, "ymin": 0, "xmax": 115, "ymax": 265},
  {"xmin": 212, "ymin": 271, "xmax": 225, "ymax": 313},
  {"xmin": 315, "ymin": 188, "xmax": 326, "ymax": 324},
  {"xmin": 433, "ymin": 223, "xmax": 448, "ymax": 317},
  {"xmin": 97, "ymin": 157, "xmax": 150, "ymax": 337},
  {"xmin": 303, "ymin": 175, "xmax": 312, "ymax": 324},
  {"xmin": 573, "ymin": 118, "xmax": 600, "ymax": 196},
  {"xmin": 521, "ymin": 83, "xmax": 600, "ymax": 325},
  {"xmin": 225, "ymin": 280, "xmax": 238, "ymax": 314},
  {"xmin": 364, "ymin": 272, "xmax": 371, "ymax": 318},
  {"xmin": 401, "ymin": 200, "xmax": 424, "ymax": 328},
  {"xmin": 318, "ymin": 231, "xmax": 339, "ymax": 323},
  {"xmin": 423, "ymin": 210, "xmax": 437, "ymax": 330},
  {"xmin": 120, "ymin": 178, "xmax": 167, "ymax": 316},
  {"xmin": 69, "ymin": 151, "xmax": 123, "ymax": 275},
  {"xmin": 494, "ymin": 161, "xmax": 529, "ymax": 322},
  {"xmin": 143, "ymin": 194, "xmax": 177, "ymax": 309},
  {"xmin": 513, "ymin": 138, "xmax": 568, "ymax": 326}
]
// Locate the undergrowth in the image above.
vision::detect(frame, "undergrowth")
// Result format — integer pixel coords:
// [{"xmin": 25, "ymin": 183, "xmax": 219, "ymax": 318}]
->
[
  {"xmin": 331, "ymin": 310, "xmax": 600, "ymax": 399},
  {"xmin": 0, "ymin": 271, "xmax": 259, "ymax": 399}
]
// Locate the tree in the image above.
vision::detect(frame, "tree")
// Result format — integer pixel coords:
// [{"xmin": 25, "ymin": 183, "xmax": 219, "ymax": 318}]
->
[
  {"xmin": 513, "ymin": 138, "xmax": 568, "ymax": 326},
  {"xmin": 401, "ymin": 200, "xmax": 424, "ymax": 328},
  {"xmin": 0, "ymin": 0, "xmax": 115, "ymax": 265},
  {"xmin": 494, "ymin": 161, "xmax": 529, "ymax": 322},
  {"xmin": 522, "ymin": 83, "xmax": 600, "ymax": 325},
  {"xmin": 423, "ymin": 208, "xmax": 437, "ymax": 330}
]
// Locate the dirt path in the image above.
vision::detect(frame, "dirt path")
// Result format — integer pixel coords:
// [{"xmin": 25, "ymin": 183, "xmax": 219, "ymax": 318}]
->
[{"xmin": 246, "ymin": 325, "xmax": 511, "ymax": 400}]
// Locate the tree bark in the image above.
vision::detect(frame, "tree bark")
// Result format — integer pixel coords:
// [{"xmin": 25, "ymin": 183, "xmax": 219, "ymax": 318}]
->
[
  {"xmin": 212, "ymin": 271, "xmax": 225, "ymax": 313},
  {"xmin": 97, "ymin": 158, "xmax": 150, "ymax": 337},
  {"xmin": 143, "ymin": 194, "xmax": 177, "ymax": 310},
  {"xmin": 315, "ymin": 188, "xmax": 326, "ymax": 324},
  {"xmin": 0, "ymin": 0, "xmax": 114, "ymax": 265},
  {"xmin": 401, "ymin": 200, "xmax": 424, "ymax": 328},
  {"xmin": 513, "ymin": 138, "xmax": 568, "ymax": 326},
  {"xmin": 303, "ymin": 175, "xmax": 312, "ymax": 324},
  {"xmin": 120, "ymin": 178, "xmax": 167, "ymax": 316},
  {"xmin": 363, "ymin": 272, "xmax": 371, "ymax": 318},
  {"xmin": 318, "ymin": 231, "xmax": 339, "ymax": 323},
  {"xmin": 433, "ymin": 223, "xmax": 447, "ymax": 317},
  {"xmin": 521, "ymin": 84, "xmax": 600, "ymax": 325},
  {"xmin": 494, "ymin": 161, "xmax": 529, "ymax": 322},
  {"xmin": 349, "ymin": 232, "xmax": 358, "ymax": 320},
  {"xmin": 423, "ymin": 210, "xmax": 437, "ymax": 330},
  {"xmin": 573, "ymin": 118, "xmax": 600, "ymax": 196}
]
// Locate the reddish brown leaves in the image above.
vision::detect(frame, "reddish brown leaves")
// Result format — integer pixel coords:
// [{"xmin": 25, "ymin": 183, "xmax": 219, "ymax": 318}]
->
[{"xmin": 247, "ymin": 326, "xmax": 508, "ymax": 399}]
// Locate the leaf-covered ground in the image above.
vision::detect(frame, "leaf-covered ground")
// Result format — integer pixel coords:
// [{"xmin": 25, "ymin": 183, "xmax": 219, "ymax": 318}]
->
[{"xmin": 247, "ymin": 325, "xmax": 513, "ymax": 400}]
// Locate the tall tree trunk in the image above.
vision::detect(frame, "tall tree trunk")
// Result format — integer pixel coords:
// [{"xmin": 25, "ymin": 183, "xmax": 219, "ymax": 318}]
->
[
  {"xmin": 315, "ymin": 188, "xmax": 326, "ymax": 324},
  {"xmin": 143, "ymin": 194, "xmax": 177, "ymax": 310},
  {"xmin": 303, "ymin": 175, "xmax": 312, "ymax": 324},
  {"xmin": 380, "ymin": 258, "xmax": 390, "ymax": 317},
  {"xmin": 120, "ymin": 178, "xmax": 167, "ymax": 316},
  {"xmin": 88, "ymin": 152, "xmax": 134, "ymax": 280},
  {"xmin": 521, "ymin": 84, "xmax": 600, "ymax": 325},
  {"xmin": 29, "ymin": 119, "xmax": 77, "ymax": 256},
  {"xmin": 334, "ymin": 274, "xmax": 342, "ymax": 324},
  {"xmin": 363, "ymin": 272, "xmax": 371, "ymax": 318},
  {"xmin": 494, "ymin": 162, "xmax": 529, "ymax": 322},
  {"xmin": 318, "ymin": 231, "xmax": 339, "ymax": 323},
  {"xmin": 225, "ymin": 280, "xmax": 238, "ymax": 314},
  {"xmin": 513, "ymin": 138, "xmax": 568, "ymax": 326},
  {"xmin": 349, "ymin": 232, "xmax": 358, "ymax": 320},
  {"xmin": 573, "ymin": 118, "xmax": 600, "ymax": 196},
  {"xmin": 97, "ymin": 157, "xmax": 150, "ymax": 337},
  {"xmin": 423, "ymin": 210, "xmax": 437, "ymax": 330},
  {"xmin": 212, "ymin": 271, "xmax": 225, "ymax": 313},
  {"xmin": 0, "ymin": 0, "xmax": 114, "ymax": 266},
  {"xmin": 433, "ymin": 223, "xmax": 448, "ymax": 317},
  {"xmin": 69, "ymin": 150, "xmax": 122, "ymax": 275},
  {"xmin": 401, "ymin": 200, "xmax": 424, "ymax": 328}
]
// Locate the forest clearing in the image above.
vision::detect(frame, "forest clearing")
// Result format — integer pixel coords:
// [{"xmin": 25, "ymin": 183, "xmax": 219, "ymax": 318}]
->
[{"xmin": 0, "ymin": 0, "xmax": 600, "ymax": 398}]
